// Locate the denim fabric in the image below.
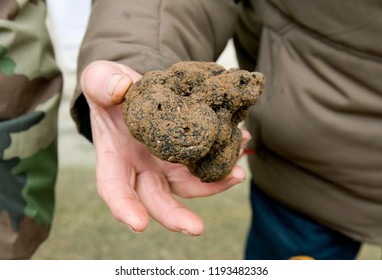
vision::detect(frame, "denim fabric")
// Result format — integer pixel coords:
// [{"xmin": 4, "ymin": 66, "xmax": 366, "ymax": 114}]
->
[{"xmin": 245, "ymin": 181, "xmax": 361, "ymax": 260}]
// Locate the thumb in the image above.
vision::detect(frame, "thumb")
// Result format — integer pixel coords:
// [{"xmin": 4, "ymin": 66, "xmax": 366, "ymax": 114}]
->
[{"xmin": 80, "ymin": 60, "xmax": 141, "ymax": 107}]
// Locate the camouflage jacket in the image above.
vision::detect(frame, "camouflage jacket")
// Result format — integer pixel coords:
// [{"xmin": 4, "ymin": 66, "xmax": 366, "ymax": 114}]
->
[{"xmin": 0, "ymin": 0, "xmax": 62, "ymax": 259}]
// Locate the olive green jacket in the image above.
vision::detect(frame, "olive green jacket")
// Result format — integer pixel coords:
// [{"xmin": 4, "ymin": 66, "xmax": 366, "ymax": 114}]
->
[{"xmin": 72, "ymin": 0, "xmax": 382, "ymax": 244}]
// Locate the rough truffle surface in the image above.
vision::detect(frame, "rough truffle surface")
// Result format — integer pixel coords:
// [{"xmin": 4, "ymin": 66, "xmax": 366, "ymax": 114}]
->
[{"xmin": 122, "ymin": 61, "xmax": 264, "ymax": 182}]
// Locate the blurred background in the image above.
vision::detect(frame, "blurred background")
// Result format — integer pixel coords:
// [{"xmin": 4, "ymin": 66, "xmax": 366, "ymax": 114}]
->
[{"xmin": 32, "ymin": 0, "xmax": 381, "ymax": 260}]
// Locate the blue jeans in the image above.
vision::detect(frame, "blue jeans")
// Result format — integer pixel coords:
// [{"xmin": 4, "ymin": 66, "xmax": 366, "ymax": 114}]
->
[{"xmin": 245, "ymin": 181, "xmax": 361, "ymax": 260}]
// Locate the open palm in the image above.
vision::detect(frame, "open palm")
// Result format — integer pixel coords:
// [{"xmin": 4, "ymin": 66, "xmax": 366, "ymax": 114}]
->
[{"xmin": 80, "ymin": 61, "xmax": 248, "ymax": 235}]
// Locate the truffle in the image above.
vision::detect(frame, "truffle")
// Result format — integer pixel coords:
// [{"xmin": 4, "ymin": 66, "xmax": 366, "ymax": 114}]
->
[{"xmin": 122, "ymin": 61, "xmax": 264, "ymax": 182}]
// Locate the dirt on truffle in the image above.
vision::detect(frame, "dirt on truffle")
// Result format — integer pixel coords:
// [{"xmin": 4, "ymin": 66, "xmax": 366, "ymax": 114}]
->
[{"xmin": 122, "ymin": 61, "xmax": 264, "ymax": 182}]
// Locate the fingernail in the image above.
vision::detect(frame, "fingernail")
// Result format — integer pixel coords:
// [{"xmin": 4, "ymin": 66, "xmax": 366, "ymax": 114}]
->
[
  {"xmin": 231, "ymin": 167, "xmax": 246, "ymax": 182},
  {"xmin": 181, "ymin": 229, "xmax": 191, "ymax": 236},
  {"xmin": 128, "ymin": 225, "xmax": 141, "ymax": 234},
  {"xmin": 181, "ymin": 229, "xmax": 200, "ymax": 237},
  {"xmin": 106, "ymin": 73, "xmax": 124, "ymax": 96}
]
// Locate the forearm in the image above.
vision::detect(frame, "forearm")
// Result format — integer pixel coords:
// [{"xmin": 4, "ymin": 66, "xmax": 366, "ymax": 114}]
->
[
  {"xmin": 72, "ymin": 0, "xmax": 238, "ymax": 140},
  {"xmin": 78, "ymin": 0, "xmax": 237, "ymax": 74}
]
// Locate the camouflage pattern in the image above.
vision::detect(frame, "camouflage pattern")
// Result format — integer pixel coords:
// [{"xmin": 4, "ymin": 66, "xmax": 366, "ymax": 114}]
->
[{"xmin": 0, "ymin": 0, "xmax": 62, "ymax": 259}]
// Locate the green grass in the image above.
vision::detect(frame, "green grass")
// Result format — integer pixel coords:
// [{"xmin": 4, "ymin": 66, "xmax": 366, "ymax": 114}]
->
[{"xmin": 32, "ymin": 165, "xmax": 251, "ymax": 260}]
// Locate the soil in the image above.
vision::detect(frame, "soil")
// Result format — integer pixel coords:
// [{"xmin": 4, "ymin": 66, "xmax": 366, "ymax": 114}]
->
[{"xmin": 122, "ymin": 61, "xmax": 264, "ymax": 182}]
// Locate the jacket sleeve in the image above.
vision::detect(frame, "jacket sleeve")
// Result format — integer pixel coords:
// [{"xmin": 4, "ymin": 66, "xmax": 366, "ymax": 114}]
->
[{"xmin": 71, "ymin": 0, "xmax": 238, "ymax": 141}]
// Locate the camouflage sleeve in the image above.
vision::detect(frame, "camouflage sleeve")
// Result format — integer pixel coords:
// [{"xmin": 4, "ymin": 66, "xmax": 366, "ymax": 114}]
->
[{"xmin": 0, "ymin": 0, "xmax": 63, "ymax": 259}]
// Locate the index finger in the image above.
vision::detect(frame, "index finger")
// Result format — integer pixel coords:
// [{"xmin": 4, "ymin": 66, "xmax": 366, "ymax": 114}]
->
[{"xmin": 95, "ymin": 147, "xmax": 149, "ymax": 232}]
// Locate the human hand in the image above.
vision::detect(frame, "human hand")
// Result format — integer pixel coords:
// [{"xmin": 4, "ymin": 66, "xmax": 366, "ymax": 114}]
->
[{"xmin": 80, "ymin": 60, "xmax": 249, "ymax": 236}]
